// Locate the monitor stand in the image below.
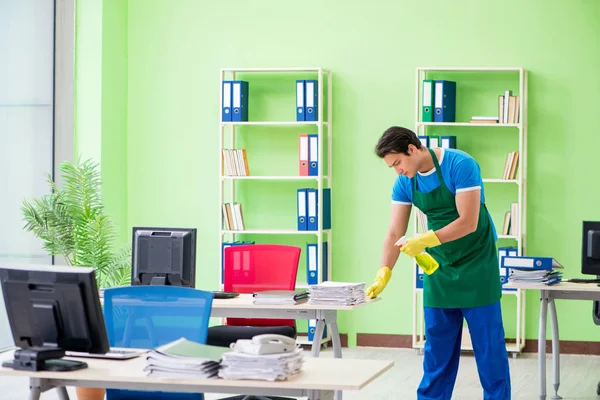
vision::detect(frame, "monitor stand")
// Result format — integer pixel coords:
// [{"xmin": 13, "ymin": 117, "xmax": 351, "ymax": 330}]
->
[
  {"xmin": 2, "ymin": 346, "xmax": 88, "ymax": 372},
  {"xmin": 149, "ymin": 276, "xmax": 167, "ymax": 285}
]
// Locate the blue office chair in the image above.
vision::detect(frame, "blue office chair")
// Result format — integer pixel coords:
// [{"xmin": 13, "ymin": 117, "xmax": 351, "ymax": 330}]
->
[{"xmin": 103, "ymin": 285, "xmax": 214, "ymax": 400}]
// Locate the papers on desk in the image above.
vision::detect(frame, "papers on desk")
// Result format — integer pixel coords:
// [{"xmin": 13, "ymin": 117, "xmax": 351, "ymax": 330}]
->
[
  {"xmin": 508, "ymin": 269, "xmax": 563, "ymax": 285},
  {"xmin": 143, "ymin": 337, "xmax": 228, "ymax": 379},
  {"xmin": 252, "ymin": 289, "xmax": 309, "ymax": 305},
  {"xmin": 503, "ymin": 255, "xmax": 564, "ymax": 285},
  {"xmin": 308, "ymin": 281, "xmax": 366, "ymax": 306},
  {"xmin": 219, "ymin": 346, "xmax": 304, "ymax": 382}
]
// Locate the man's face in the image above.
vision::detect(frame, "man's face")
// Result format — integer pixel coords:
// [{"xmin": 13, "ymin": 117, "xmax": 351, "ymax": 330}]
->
[{"xmin": 383, "ymin": 146, "xmax": 418, "ymax": 178}]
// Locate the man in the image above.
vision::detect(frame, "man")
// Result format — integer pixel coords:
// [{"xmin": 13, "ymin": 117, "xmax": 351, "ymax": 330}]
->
[{"xmin": 366, "ymin": 126, "xmax": 511, "ymax": 400}]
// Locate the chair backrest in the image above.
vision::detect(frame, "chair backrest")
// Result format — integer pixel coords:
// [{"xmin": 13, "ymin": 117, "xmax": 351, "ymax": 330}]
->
[
  {"xmin": 103, "ymin": 285, "xmax": 213, "ymax": 350},
  {"xmin": 224, "ymin": 244, "xmax": 300, "ymax": 327},
  {"xmin": 103, "ymin": 286, "xmax": 213, "ymax": 400}
]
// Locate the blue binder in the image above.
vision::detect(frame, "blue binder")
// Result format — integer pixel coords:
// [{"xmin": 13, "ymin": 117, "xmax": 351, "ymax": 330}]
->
[
  {"xmin": 433, "ymin": 80, "xmax": 456, "ymax": 122},
  {"xmin": 305, "ymin": 80, "xmax": 318, "ymax": 121},
  {"xmin": 296, "ymin": 80, "xmax": 305, "ymax": 121},
  {"xmin": 297, "ymin": 188, "xmax": 308, "ymax": 230},
  {"xmin": 232, "ymin": 80, "xmax": 249, "ymax": 122},
  {"xmin": 222, "ymin": 80, "xmax": 232, "ymax": 122},
  {"xmin": 502, "ymin": 255, "xmax": 564, "ymax": 271},
  {"xmin": 418, "ymin": 136, "xmax": 429, "ymax": 147},
  {"xmin": 307, "ymin": 242, "xmax": 328, "ymax": 285},
  {"xmin": 307, "ymin": 188, "xmax": 331, "ymax": 231},
  {"xmin": 415, "ymin": 263, "xmax": 424, "ymax": 288},
  {"xmin": 308, "ymin": 319, "xmax": 327, "ymax": 342},
  {"xmin": 308, "ymin": 134, "xmax": 318, "ymax": 176}
]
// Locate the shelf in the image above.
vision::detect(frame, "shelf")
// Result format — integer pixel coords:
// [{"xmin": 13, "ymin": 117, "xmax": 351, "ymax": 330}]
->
[
  {"xmin": 221, "ymin": 175, "xmax": 328, "ymax": 181},
  {"xmin": 221, "ymin": 121, "xmax": 328, "ymax": 127},
  {"xmin": 221, "ymin": 67, "xmax": 330, "ymax": 73},
  {"xmin": 221, "ymin": 229, "xmax": 330, "ymax": 235},
  {"xmin": 497, "ymin": 235, "xmax": 519, "ymax": 240},
  {"xmin": 417, "ymin": 67, "xmax": 524, "ymax": 72},
  {"xmin": 417, "ymin": 122, "xmax": 520, "ymax": 128},
  {"xmin": 482, "ymin": 179, "xmax": 519, "ymax": 184}
]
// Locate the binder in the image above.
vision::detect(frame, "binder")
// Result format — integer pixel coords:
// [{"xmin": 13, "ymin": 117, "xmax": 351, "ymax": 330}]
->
[
  {"xmin": 307, "ymin": 188, "xmax": 331, "ymax": 231},
  {"xmin": 222, "ymin": 81, "xmax": 232, "ymax": 122},
  {"xmin": 221, "ymin": 241, "xmax": 254, "ymax": 284},
  {"xmin": 296, "ymin": 80, "xmax": 305, "ymax": 121},
  {"xmin": 299, "ymin": 134, "xmax": 309, "ymax": 176},
  {"xmin": 498, "ymin": 247, "xmax": 509, "ymax": 287},
  {"xmin": 308, "ymin": 134, "xmax": 318, "ymax": 176},
  {"xmin": 232, "ymin": 80, "xmax": 249, "ymax": 122},
  {"xmin": 422, "ymin": 79, "xmax": 434, "ymax": 122},
  {"xmin": 307, "ymin": 242, "xmax": 328, "ymax": 285},
  {"xmin": 308, "ymin": 319, "xmax": 327, "ymax": 342},
  {"xmin": 433, "ymin": 80, "xmax": 456, "ymax": 123},
  {"xmin": 418, "ymin": 136, "xmax": 429, "ymax": 147},
  {"xmin": 415, "ymin": 263, "xmax": 424, "ymax": 288},
  {"xmin": 428, "ymin": 135, "xmax": 440, "ymax": 148},
  {"xmin": 503, "ymin": 248, "xmax": 518, "ymax": 291},
  {"xmin": 305, "ymin": 80, "xmax": 318, "ymax": 121},
  {"xmin": 502, "ymin": 255, "xmax": 564, "ymax": 271},
  {"xmin": 297, "ymin": 189, "xmax": 308, "ymax": 230},
  {"xmin": 440, "ymin": 136, "xmax": 457, "ymax": 149}
]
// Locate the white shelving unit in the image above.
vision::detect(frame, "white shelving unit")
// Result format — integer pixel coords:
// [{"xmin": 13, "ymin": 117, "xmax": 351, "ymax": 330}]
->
[
  {"xmin": 218, "ymin": 67, "xmax": 333, "ymax": 346},
  {"xmin": 411, "ymin": 67, "xmax": 528, "ymax": 357}
]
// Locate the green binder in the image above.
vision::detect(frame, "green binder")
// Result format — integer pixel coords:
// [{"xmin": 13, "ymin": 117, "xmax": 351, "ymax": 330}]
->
[{"xmin": 422, "ymin": 80, "xmax": 434, "ymax": 122}]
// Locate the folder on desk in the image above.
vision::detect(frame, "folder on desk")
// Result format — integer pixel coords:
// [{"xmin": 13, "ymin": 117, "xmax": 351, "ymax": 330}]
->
[
  {"xmin": 232, "ymin": 80, "xmax": 249, "ymax": 122},
  {"xmin": 222, "ymin": 81, "xmax": 232, "ymax": 122},
  {"xmin": 305, "ymin": 80, "xmax": 318, "ymax": 121},
  {"xmin": 441, "ymin": 136, "xmax": 456, "ymax": 149},
  {"xmin": 307, "ymin": 242, "xmax": 328, "ymax": 285},
  {"xmin": 308, "ymin": 319, "xmax": 327, "ymax": 342},
  {"xmin": 502, "ymin": 255, "xmax": 564, "ymax": 271},
  {"xmin": 418, "ymin": 136, "xmax": 429, "ymax": 147},
  {"xmin": 307, "ymin": 188, "xmax": 331, "ymax": 231},
  {"xmin": 308, "ymin": 134, "xmax": 318, "ymax": 176},
  {"xmin": 297, "ymin": 189, "xmax": 308, "ymax": 230},
  {"xmin": 296, "ymin": 80, "xmax": 305, "ymax": 121},
  {"xmin": 434, "ymin": 80, "xmax": 456, "ymax": 123},
  {"xmin": 299, "ymin": 134, "xmax": 309, "ymax": 176},
  {"xmin": 422, "ymin": 79, "xmax": 434, "ymax": 122}
]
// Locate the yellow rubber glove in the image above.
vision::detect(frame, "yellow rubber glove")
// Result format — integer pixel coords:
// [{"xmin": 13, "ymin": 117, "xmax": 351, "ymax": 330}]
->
[
  {"xmin": 400, "ymin": 230, "xmax": 441, "ymax": 257},
  {"xmin": 365, "ymin": 266, "xmax": 392, "ymax": 299}
]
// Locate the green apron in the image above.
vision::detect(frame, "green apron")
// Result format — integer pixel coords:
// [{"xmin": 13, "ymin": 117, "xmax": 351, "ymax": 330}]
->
[{"xmin": 413, "ymin": 148, "xmax": 501, "ymax": 309}]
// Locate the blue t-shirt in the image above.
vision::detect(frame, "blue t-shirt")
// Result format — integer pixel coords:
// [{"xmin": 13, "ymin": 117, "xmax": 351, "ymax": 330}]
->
[{"xmin": 392, "ymin": 148, "xmax": 497, "ymax": 239}]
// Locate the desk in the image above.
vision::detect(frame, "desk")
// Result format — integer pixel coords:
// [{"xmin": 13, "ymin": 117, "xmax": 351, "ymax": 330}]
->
[
  {"xmin": 102, "ymin": 294, "xmax": 381, "ymax": 400},
  {"xmin": 504, "ymin": 282, "xmax": 600, "ymax": 400},
  {"xmin": 0, "ymin": 351, "xmax": 394, "ymax": 400}
]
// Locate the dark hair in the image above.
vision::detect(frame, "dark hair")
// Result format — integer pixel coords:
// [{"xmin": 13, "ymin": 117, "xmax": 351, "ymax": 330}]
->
[{"xmin": 374, "ymin": 126, "xmax": 422, "ymax": 158}]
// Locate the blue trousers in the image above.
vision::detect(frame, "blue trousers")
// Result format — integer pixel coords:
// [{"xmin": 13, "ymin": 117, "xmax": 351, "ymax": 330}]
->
[{"xmin": 417, "ymin": 301, "xmax": 511, "ymax": 400}]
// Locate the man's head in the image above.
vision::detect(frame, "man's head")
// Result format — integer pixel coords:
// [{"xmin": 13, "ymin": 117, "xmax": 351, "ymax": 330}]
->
[{"xmin": 375, "ymin": 126, "xmax": 425, "ymax": 178}]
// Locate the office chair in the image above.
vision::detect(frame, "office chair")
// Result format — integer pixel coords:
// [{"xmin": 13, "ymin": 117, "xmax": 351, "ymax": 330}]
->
[
  {"xmin": 103, "ymin": 285, "xmax": 214, "ymax": 400},
  {"xmin": 207, "ymin": 244, "xmax": 301, "ymax": 400}
]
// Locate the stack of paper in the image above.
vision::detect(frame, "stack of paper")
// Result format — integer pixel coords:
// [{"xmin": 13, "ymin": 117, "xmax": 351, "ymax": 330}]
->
[
  {"xmin": 508, "ymin": 269, "xmax": 563, "ymax": 285},
  {"xmin": 308, "ymin": 281, "xmax": 366, "ymax": 306},
  {"xmin": 218, "ymin": 347, "xmax": 304, "ymax": 381},
  {"xmin": 143, "ymin": 338, "xmax": 228, "ymax": 379},
  {"xmin": 504, "ymin": 255, "xmax": 564, "ymax": 286},
  {"xmin": 252, "ymin": 289, "xmax": 308, "ymax": 305}
]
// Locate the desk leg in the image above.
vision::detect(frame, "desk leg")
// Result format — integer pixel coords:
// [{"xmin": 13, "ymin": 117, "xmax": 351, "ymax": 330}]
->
[
  {"xmin": 311, "ymin": 319, "xmax": 326, "ymax": 357},
  {"xmin": 548, "ymin": 298, "xmax": 562, "ymax": 400},
  {"xmin": 28, "ymin": 386, "xmax": 41, "ymax": 400},
  {"xmin": 539, "ymin": 291, "xmax": 549, "ymax": 400},
  {"xmin": 56, "ymin": 386, "xmax": 70, "ymax": 400},
  {"xmin": 328, "ymin": 320, "xmax": 343, "ymax": 359}
]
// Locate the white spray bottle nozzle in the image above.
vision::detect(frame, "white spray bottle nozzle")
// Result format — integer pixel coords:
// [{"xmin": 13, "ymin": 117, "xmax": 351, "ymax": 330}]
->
[{"xmin": 395, "ymin": 236, "xmax": 407, "ymax": 247}]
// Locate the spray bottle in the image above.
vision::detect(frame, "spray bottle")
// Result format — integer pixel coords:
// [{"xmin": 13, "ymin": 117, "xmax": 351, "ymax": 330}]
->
[{"xmin": 395, "ymin": 236, "xmax": 440, "ymax": 275}]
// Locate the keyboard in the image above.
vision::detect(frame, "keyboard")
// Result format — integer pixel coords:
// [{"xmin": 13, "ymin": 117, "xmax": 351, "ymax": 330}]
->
[{"xmin": 567, "ymin": 278, "xmax": 600, "ymax": 284}]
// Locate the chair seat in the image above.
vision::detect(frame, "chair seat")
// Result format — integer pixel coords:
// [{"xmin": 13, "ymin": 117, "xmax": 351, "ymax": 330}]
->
[{"xmin": 206, "ymin": 325, "xmax": 296, "ymax": 348}]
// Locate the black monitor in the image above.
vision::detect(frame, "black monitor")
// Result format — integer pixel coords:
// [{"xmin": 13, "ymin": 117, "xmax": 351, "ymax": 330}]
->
[
  {"xmin": 0, "ymin": 263, "xmax": 110, "ymax": 372},
  {"xmin": 582, "ymin": 221, "xmax": 600, "ymax": 276},
  {"xmin": 131, "ymin": 227, "xmax": 197, "ymax": 287}
]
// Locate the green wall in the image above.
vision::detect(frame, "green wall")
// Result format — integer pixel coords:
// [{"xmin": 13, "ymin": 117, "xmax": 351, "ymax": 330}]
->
[{"xmin": 78, "ymin": 0, "xmax": 600, "ymax": 345}]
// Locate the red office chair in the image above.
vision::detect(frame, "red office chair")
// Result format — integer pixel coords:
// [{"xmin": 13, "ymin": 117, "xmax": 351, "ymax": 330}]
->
[{"xmin": 207, "ymin": 244, "xmax": 301, "ymax": 347}]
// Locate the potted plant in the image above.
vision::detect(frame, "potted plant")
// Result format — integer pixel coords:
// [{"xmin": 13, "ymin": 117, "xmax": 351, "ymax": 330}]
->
[{"xmin": 21, "ymin": 158, "xmax": 131, "ymax": 400}]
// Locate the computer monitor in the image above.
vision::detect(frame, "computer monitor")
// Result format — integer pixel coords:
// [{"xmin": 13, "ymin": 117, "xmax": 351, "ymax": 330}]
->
[
  {"xmin": 0, "ymin": 263, "xmax": 110, "ymax": 372},
  {"xmin": 582, "ymin": 221, "xmax": 600, "ymax": 276},
  {"xmin": 131, "ymin": 226, "xmax": 197, "ymax": 287}
]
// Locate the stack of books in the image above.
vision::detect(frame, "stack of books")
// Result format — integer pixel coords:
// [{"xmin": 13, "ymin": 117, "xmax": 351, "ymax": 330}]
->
[
  {"xmin": 502, "ymin": 256, "xmax": 563, "ymax": 285},
  {"xmin": 143, "ymin": 338, "xmax": 228, "ymax": 379},
  {"xmin": 308, "ymin": 281, "xmax": 366, "ymax": 306}
]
